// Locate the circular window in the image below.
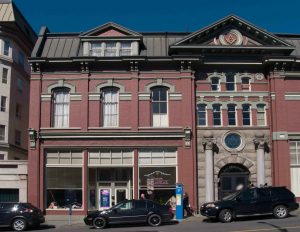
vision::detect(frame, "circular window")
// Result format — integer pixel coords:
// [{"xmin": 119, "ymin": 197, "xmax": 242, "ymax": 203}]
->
[{"xmin": 224, "ymin": 133, "xmax": 241, "ymax": 149}]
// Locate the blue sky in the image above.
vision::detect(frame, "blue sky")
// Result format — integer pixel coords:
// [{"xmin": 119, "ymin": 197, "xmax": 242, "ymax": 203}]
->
[{"xmin": 14, "ymin": 0, "xmax": 300, "ymax": 34}]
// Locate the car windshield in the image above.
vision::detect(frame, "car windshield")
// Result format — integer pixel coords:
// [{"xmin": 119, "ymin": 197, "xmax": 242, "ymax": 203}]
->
[{"xmin": 222, "ymin": 191, "xmax": 241, "ymax": 200}]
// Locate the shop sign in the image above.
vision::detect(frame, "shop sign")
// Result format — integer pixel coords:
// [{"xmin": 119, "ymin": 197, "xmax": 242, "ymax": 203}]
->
[
  {"xmin": 99, "ymin": 189, "xmax": 110, "ymax": 209},
  {"xmin": 145, "ymin": 170, "xmax": 171, "ymax": 187}
]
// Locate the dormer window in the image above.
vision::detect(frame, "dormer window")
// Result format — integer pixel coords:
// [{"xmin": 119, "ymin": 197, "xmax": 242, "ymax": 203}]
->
[
  {"xmin": 89, "ymin": 41, "xmax": 133, "ymax": 57},
  {"xmin": 104, "ymin": 42, "xmax": 117, "ymax": 56}
]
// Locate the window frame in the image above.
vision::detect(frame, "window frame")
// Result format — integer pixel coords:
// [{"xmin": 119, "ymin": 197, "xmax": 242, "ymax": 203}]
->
[
  {"xmin": 226, "ymin": 73, "xmax": 236, "ymax": 91},
  {"xmin": 52, "ymin": 88, "xmax": 70, "ymax": 128},
  {"xmin": 242, "ymin": 104, "xmax": 251, "ymax": 126},
  {"xmin": 197, "ymin": 104, "xmax": 207, "ymax": 126},
  {"xmin": 257, "ymin": 104, "xmax": 266, "ymax": 126},
  {"xmin": 212, "ymin": 104, "xmax": 222, "ymax": 126},
  {"xmin": 15, "ymin": 130, "xmax": 21, "ymax": 146},
  {"xmin": 101, "ymin": 87, "xmax": 119, "ymax": 128},
  {"xmin": 211, "ymin": 77, "xmax": 221, "ymax": 91},
  {"xmin": 241, "ymin": 77, "xmax": 251, "ymax": 91},
  {"xmin": 0, "ymin": 124, "xmax": 5, "ymax": 141},
  {"xmin": 0, "ymin": 96, "xmax": 6, "ymax": 112},
  {"xmin": 151, "ymin": 86, "xmax": 169, "ymax": 128},
  {"xmin": 227, "ymin": 104, "xmax": 237, "ymax": 126}
]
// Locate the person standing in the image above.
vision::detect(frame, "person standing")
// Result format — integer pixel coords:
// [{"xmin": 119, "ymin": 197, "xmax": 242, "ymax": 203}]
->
[{"xmin": 140, "ymin": 193, "xmax": 146, "ymax": 200}]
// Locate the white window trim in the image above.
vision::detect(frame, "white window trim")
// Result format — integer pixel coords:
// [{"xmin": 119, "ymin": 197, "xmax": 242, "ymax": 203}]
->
[
  {"xmin": 242, "ymin": 104, "xmax": 252, "ymax": 126},
  {"xmin": 151, "ymin": 87, "xmax": 169, "ymax": 128},
  {"xmin": 102, "ymin": 88, "xmax": 119, "ymax": 128},
  {"xmin": 213, "ymin": 104, "xmax": 222, "ymax": 126},
  {"xmin": 211, "ymin": 77, "xmax": 221, "ymax": 91},
  {"xmin": 227, "ymin": 104, "xmax": 237, "ymax": 126},
  {"xmin": 257, "ymin": 104, "xmax": 266, "ymax": 126},
  {"xmin": 226, "ymin": 73, "xmax": 236, "ymax": 91},
  {"xmin": 197, "ymin": 104, "xmax": 207, "ymax": 127}
]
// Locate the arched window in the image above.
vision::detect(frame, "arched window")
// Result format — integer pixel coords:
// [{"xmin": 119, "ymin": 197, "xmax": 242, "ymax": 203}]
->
[
  {"xmin": 52, "ymin": 88, "xmax": 70, "ymax": 128},
  {"xmin": 226, "ymin": 73, "xmax": 235, "ymax": 91},
  {"xmin": 151, "ymin": 86, "xmax": 168, "ymax": 127},
  {"xmin": 213, "ymin": 104, "xmax": 222, "ymax": 126},
  {"xmin": 227, "ymin": 104, "xmax": 236, "ymax": 126},
  {"xmin": 197, "ymin": 104, "xmax": 207, "ymax": 126},
  {"xmin": 257, "ymin": 104, "xmax": 266, "ymax": 126},
  {"xmin": 242, "ymin": 104, "xmax": 251, "ymax": 126},
  {"xmin": 102, "ymin": 87, "xmax": 119, "ymax": 127},
  {"xmin": 211, "ymin": 77, "xmax": 220, "ymax": 91}
]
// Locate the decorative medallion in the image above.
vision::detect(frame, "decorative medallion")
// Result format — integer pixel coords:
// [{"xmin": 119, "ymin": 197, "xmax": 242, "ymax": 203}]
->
[
  {"xmin": 214, "ymin": 29, "xmax": 244, "ymax": 46},
  {"xmin": 255, "ymin": 73, "xmax": 264, "ymax": 81}
]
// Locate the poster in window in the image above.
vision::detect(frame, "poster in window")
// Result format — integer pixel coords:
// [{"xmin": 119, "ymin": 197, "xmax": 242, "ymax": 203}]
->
[{"xmin": 99, "ymin": 189, "xmax": 110, "ymax": 209}]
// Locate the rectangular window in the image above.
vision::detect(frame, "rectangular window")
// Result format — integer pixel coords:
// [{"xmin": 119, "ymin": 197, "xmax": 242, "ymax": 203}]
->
[
  {"xmin": 53, "ymin": 89, "xmax": 70, "ymax": 128},
  {"xmin": 102, "ymin": 89, "xmax": 119, "ymax": 127},
  {"xmin": 197, "ymin": 104, "xmax": 207, "ymax": 126},
  {"xmin": 16, "ymin": 103, "xmax": 22, "ymax": 118},
  {"xmin": 213, "ymin": 104, "xmax": 222, "ymax": 126},
  {"xmin": 257, "ymin": 104, "xmax": 266, "ymax": 126},
  {"xmin": 2, "ymin": 68, "xmax": 8, "ymax": 84},
  {"xmin": 228, "ymin": 104, "xmax": 236, "ymax": 126},
  {"xmin": 226, "ymin": 73, "xmax": 235, "ymax": 91},
  {"xmin": 15, "ymin": 130, "xmax": 21, "ymax": 145},
  {"xmin": 46, "ymin": 167, "xmax": 82, "ymax": 209},
  {"xmin": 242, "ymin": 105, "xmax": 251, "ymax": 125},
  {"xmin": 0, "ymin": 189, "xmax": 19, "ymax": 202},
  {"xmin": 0, "ymin": 125, "xmax": 5, "ymax": 140},
  {"xmin": 152, "ymin": 87, "xmax": 168, "ymax": 127},
  {"xmin": 120, "ymin": 42, "xmax": 131, "ymax": 56},
  {"xmin": 290, "ymin": 141, "xmax": 300, "ymax": 197},
  {"xmin": 3, "ymin": 40, "xmax": 10, "ymax": 56},
  {"xmin": 104, "ymin": 42, "xmax": 117, "ymax": 56},
  {"xmin": 241, "ymin": 77, "xmax": 251, "ymax": 91},
  {"xmin": 1, "ymin": 96, "xmax": 6, "ymax": 112},
  {"xmin": 88, "ymin": 149, "xmax": 133, "ymax": 166},
  {"xmin": 211, "ymin": 78, "xmax": 220, "ymax": 91},
  {"xmin": 91, "ymin": 43, "xmax": 102, "ymax": 56},
  {"xmin": 0, "ymin": 154, "xmax": 4, "ymax": 160}
]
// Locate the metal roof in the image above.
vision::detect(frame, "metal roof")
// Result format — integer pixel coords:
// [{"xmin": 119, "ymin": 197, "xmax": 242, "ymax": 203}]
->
[{"xmin": 0, "ymin": 1, "xmax": 36, "ymax": 45}]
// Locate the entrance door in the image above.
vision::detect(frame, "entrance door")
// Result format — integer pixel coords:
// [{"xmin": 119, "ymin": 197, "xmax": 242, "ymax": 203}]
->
[
  {"xmin": 99, "ymin": 188, "xmax": 111, "ymax": 210},
  {"xmin": 218, "ymin": 164, "xmax": 249, "ymax": 199},
  {"xmin": 115, "ymin": 188, "xmax": 127, "ymax": 204}
]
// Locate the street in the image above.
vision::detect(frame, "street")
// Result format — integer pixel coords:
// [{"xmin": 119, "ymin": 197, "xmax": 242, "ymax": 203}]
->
[{"xmin": 5, "ymin": 213, "xmax": 299, "ymax": 232}]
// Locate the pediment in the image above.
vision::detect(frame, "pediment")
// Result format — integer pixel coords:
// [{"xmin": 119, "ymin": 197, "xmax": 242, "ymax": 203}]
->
[
  {"xmin": 171, "ymin": 15, "xmax": 293, "ymax": 50},
  {"xmin": 80, "ymin": 22, "xmax": 142, "ymax": 37}
]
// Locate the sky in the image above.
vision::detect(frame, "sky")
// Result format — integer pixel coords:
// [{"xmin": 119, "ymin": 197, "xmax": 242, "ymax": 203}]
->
[{"xmin": 13, "ymin": 0, "xmax": 300, "ymax": 35}]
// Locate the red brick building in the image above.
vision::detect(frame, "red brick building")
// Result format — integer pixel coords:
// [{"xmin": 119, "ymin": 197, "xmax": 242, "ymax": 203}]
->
[{"xmin": 28, "ymin": 15, "xmax": 300, "ymax": 214}]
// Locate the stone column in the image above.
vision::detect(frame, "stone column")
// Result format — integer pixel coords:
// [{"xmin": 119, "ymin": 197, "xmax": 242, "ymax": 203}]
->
[
  {"xmin": 203, "ymin": 134, "xmax": 215, "ymax": 202},
  {"xmin": 254, "ymin": 133, "xmax": 268, "ymax": 187}
]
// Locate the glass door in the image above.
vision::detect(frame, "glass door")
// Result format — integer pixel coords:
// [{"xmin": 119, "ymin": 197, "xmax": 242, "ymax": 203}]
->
[{"xmin": 115, "ymin": 188, "xmax": 128, "ymax": 204}]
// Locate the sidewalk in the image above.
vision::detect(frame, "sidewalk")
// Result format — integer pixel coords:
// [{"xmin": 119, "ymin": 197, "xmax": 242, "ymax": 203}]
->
[{"xmin": 44, "ymin": 207, "xmax": 300, "ymax": 228}]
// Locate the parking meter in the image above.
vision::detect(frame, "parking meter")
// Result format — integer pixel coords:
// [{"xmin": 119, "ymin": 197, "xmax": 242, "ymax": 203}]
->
[{"xmin": 175, "ymin": 183, "xmax": 184, "ymax": 220}]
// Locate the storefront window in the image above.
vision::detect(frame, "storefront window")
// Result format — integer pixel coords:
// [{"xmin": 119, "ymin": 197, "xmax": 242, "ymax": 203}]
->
[
  {"xmin": 139, "ymin": 167, "xmax": 176, "ymax": 204},
  {"xmin": 46, "ymin": 167, "xmax": 82, "ymax": 209}
]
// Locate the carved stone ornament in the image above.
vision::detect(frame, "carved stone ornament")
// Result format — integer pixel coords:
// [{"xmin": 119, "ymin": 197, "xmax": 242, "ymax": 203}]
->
[
  {"xmin": 214, "ymin": 29, "xmax": 244, "ymax": 46},
  {"xmin": 255, "ymin": 73, "xmax": 264, "ymax": 81}
]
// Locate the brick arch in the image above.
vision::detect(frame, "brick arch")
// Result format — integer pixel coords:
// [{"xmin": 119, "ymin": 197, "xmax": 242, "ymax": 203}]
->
[{"xmin": 214, "ymin": 155, "xmax": 255, "ymax": 176}]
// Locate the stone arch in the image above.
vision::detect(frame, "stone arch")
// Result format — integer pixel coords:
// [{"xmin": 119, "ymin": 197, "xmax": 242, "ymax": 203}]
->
[
  {"xmin": 47, "ymin": 80, "xmax": 76, "ymax": 93},
  {"xmin": 207, "ymin": 72, "xmax": 226, "ymax": 83},
  {"xmin": 144, "ymin": 79, "xmax": 175, "ymax": 93},
  {"xmin": 214, "ymin": 155, "xmax": 255, "ymax": 176},
  {"xmin": 96, "ymin": 80, "xmax": 125, "ymax": 93}
]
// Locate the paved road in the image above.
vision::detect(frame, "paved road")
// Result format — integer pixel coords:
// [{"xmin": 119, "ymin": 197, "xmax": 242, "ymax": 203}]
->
[
  {"xmin": 19, "ymin": 213, "xmax": 300, "ymax": 232},
  {"xmin": 1, "ymin": 213, "xmax": 299, "ymax": 232}
]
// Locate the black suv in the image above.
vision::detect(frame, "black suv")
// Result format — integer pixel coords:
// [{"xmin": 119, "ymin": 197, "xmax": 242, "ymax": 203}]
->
[
  {"xmin": 0, "ymin": 202, "xmax": 45, "ymax": 231},
  {"xmin": 200, "ymin": 186, "xmax": 299, "ymax": 223}
]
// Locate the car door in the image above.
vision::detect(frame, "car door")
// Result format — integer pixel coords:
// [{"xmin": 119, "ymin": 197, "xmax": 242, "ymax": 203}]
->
[
  {"xmin": 235, "ymin": 188, "xmax": 259, "ymax": 215},
  {"xmin": 0, "ymin": 203, "xmax": 14, "ymax": 226},
  {"xmin": 256, "ymin": 188, "xmax": 273, "ymax": 213},
  {"xmin": 132, "ymin": 200, "xmax": 148, "ymax": 222},
  {"xmin": 109, "ymin": 200, "xmax": 134, "ymax": 224}
]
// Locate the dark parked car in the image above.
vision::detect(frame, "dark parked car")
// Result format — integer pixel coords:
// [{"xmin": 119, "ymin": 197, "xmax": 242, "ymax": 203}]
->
[
  {"xmin": 0, "ymin": 202, "xmax": 45, "ymax": 231},
  {"xmin": 200, "ymin": 186, "xmax": 299, "ymax": 223},
  {"xmin": 84, "ymin": 199, "xmax": 174, "ymax": 229}
]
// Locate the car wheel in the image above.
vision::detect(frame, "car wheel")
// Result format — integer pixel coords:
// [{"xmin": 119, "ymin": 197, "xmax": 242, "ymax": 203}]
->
[
  {"xmin": 148, "ymin": 214, "xmax": 162, "ymax": 227},
  {"xmin": 273, "ymin": 205, "xmax": 288, "ymax": 219},
  {"xmin": 12, "ymin": 218, "xmax": 27, "ymax": 231},
  {"xmin": 93, "ymin": 217, "xmax": 107, "ymax": 229},
  {"xmin": 218, "ymin": 209, "xmax": 233, "ymax": 223}
]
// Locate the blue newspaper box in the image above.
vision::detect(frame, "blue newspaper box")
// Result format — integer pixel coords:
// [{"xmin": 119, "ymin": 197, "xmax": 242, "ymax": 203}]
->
[{"xmin": 175, "ymin": 183, "xmax": 184, "ymax": 220}]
